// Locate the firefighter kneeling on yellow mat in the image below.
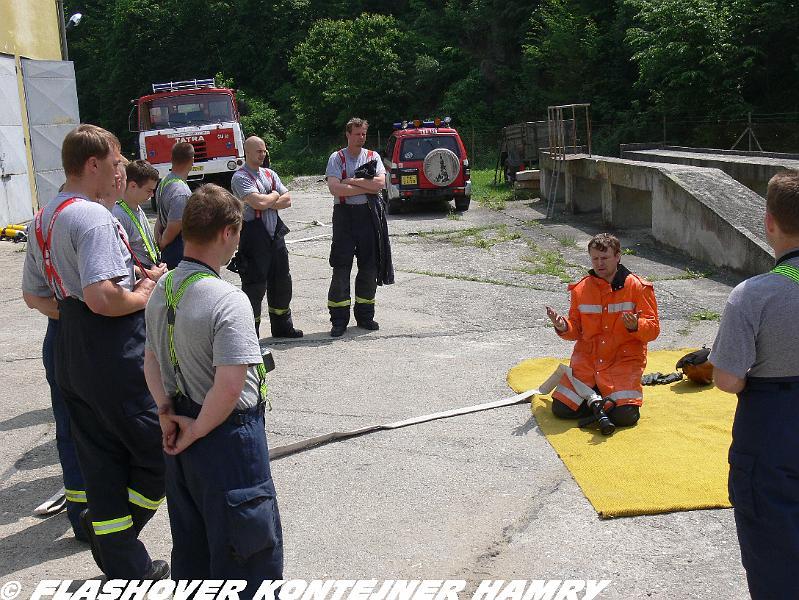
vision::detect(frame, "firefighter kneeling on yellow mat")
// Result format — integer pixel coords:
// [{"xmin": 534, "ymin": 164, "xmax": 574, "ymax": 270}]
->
[{"xmin": 545, "ymin": 233, "xmax": 660, "ymax": 428}]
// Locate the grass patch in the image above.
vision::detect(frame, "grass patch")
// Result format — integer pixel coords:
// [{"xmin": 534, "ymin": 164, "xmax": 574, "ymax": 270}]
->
[
  {"xmin": 622, "ymin": 248, "xmax": 636, "ymax": 255},
  {"xmin": 446, "ymin": 210, "xmax": 462, "ymax": 221},
  {"xmin": 557, "ymin": 235, "xmax": 578, "ymax": 248},
  {"xmin": 690, "ymin": 309, "xmax": 721, "ymax": 322},
  {"xmin": 519, "ymin": 247, "xmax": 573, "ymax": 282},
  {"xmin": 418, "ymin": 223, "xmax": 521, "ymax": 249},
  {"xmin": 470, "ymin": 168, "xmax": 513, "ymax": 211},
  {"xmin": 649, "ymin": 268, "xmax": 710, "ymax": 282}
]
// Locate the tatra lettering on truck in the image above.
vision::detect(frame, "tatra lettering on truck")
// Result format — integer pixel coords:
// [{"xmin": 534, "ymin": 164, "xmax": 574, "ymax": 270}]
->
[{"xmin": 129, "ymin": 78, "xmax": 247, "ymax": 207}]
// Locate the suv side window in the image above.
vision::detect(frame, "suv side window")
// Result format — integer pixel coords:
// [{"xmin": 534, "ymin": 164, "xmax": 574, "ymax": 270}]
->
[{"xmin": 399, "ymin": 136, "xmax": 460, "ymax": 161}]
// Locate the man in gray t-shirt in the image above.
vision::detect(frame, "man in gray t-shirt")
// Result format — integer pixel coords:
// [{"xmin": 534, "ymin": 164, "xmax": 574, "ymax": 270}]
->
[
  {"xmin": 325, "ymin": 117, "xmax": 386, "ymax": 337},
  {"xmin": 710, "ymin": 171, "xmax": 799, "ymax": 599},
  {"xmin": 143, "ymin": 183, "xmax": 283, "ymax": 591},
  {"xmin": 156, "ymin": 142, "xmax": 194, "ymax": 269},
  {"xmin": 21, "ymin": 124, "xmax": 166, "ymax": 582},
  {"xmin": 229, "ymin": 135, "xmax": 302, "ymax": 338}
]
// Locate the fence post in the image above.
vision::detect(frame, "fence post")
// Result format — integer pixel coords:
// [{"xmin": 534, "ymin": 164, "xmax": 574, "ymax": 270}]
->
[{"xmin": 471, "ymin": 126, "xmax": 476, "ymax": 165}]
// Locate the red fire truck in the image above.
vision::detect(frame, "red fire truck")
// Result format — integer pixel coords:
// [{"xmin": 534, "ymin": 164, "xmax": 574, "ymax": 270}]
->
[{"xmin": 130, "ymin": 78, "xmax": 246, "ymax": 192}]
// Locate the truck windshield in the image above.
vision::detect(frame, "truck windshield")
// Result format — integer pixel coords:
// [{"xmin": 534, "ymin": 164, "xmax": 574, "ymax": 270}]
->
[
  {"xmin": 400, "ymin": 135, "xmax": 460, "ymax": 161},
  {"xmin": 140, "ymin": 93, "xmax": 235, "ymax": 130}
]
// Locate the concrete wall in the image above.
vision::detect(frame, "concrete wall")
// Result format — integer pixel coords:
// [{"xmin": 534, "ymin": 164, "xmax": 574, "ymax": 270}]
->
[
  {"xmin": 540, "ymin": 153, "xmax": 774, "ymax": 277},
  {"xmin": 620, "ymin": 145, "xmax": 799, "ymax": 198}
]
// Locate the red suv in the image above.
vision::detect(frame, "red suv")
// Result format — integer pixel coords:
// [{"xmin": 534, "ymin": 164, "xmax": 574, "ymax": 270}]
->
[{"xmin": 382, "ymin": 118, "xmax": 471, "ymax": 214}]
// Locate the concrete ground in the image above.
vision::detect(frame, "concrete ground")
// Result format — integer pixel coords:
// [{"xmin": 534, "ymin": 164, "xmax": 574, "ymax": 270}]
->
[{"xmin": 0, "ymin": 178, "xmax": 749, "ymax": 598}]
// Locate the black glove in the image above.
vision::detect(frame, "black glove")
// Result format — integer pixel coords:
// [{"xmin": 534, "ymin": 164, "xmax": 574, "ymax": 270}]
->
[{"xmin": 353, "ymin": 159, "xmax": 378, "ymax": 179}]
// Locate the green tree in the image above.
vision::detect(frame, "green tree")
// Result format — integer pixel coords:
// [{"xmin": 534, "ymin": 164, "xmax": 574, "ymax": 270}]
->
[
  {"xmin": 625, "ymin": 0, "xmax": 751, "ymax": 116},
  {"xmin": 288, "ymin": 13, "xmax": 411, "ymax": 134}
]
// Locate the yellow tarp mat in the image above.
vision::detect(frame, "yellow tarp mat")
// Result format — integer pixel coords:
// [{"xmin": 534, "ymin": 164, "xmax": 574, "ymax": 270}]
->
[{"xmin": 507, "ymin": 350, "xmax": 736, "ymax": 518}]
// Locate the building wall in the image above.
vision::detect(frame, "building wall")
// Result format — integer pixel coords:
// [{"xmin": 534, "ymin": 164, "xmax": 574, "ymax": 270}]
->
[
  {"xmin": 0, "ymin": 1, "xmax": 64, "ymax": 223},
  {"xmin": 0, "ymin": 1, "xmax": 63, "ymax": 61}
]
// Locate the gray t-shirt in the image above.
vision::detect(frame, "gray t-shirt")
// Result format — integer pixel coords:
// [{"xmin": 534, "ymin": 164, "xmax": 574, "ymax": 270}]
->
[
  {"xmin": 710, "ymin": 253, "xmax": 799, "ymax": 378},
  {"xmin": 112, "ymin": 201, "xmax": 158, "ymax": 268},
  {"xmin": 22, "ymin": 192, "xmax": 135, "ymax": 301},
  {"xmin": 325, "ymin": 148, "xmax": 385, "ymax": 205},
  {"xmin": 156, "ymin": 173, "xmax": 191, "ymax": 229},
  {"xmin": 230, "ymin": 166, "xmax": 288, "ymax": 237},
  {"xmin": 145, "ymin": 260, "xmax": 264, "ymax": 410}
]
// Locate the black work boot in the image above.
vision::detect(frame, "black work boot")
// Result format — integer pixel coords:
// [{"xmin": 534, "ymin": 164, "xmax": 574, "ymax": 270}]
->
[
  {"xmin": 330, "ymin": 324, "xmax": 346, "ymax": 337},
  {"xmin": 79, "ymin": 508, "xmax": 105, "ymax": 574},
  {"xmin": 356, "ymin": 319, "xmax": 379, "ymax": 331},
  {"xmin": 144, "ymin": 559, "xmax": 171, "ymax": 581},
  {"xmin": 269, "ymin": 312, "xmax": 303, "ymax": 338}
]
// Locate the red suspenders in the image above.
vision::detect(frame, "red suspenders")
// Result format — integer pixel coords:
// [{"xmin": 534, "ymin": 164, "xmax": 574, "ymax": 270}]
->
[
  {"xmin": 337, "ymin": 149, "xmax": 374, "ymax": 204},
  {"xmin": 240, "ymin": 167, "xmax": 274, "ymax": 219},
  {"xmin": 34, "ymin": 197, "xmax": 81, "ymax": 298}
]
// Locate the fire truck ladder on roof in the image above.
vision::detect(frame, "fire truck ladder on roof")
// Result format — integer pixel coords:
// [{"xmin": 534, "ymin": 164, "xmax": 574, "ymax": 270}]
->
[
  {"xmin": 152, "ymin": 78, "xmax": 216, "ymax": 93},
  {"xmin": 545, "ymin": 103, "xmax": 592, "ymax": 219}
]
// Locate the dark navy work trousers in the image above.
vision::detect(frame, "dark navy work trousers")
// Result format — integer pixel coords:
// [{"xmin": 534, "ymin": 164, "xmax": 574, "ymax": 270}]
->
[
  {"xmin": 729, "ymin": 377, "xmax": 799, "ymax": 600},
  {"xmin": 328, "ymin": 203, "xmax": 377, "ymax": 326},
  {"xmin": 166, "ymin": 396, "xmax": 283, "ymax": 600},
  {"xmin": 56, "ymin": 299, "xmax": 165, "ymax": 579},
  {"xmin": 43, "ymin": 318, "xmax": 86, "ymax": 539}
]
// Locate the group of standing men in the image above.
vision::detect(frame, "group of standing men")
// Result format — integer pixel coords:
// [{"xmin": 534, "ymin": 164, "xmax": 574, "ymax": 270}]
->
[{"xmin": 20, "ymin": 115, "xmax": 390, "ymax": 595}]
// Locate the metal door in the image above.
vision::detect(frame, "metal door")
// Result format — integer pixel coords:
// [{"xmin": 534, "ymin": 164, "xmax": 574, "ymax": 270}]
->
[
  {"xmin": 0, "ymin": 54, "xmax": 33, "ymax": 225},
  {"xmin": 21, "ymin": 58, "xmax": 80, "ymax": 209}
]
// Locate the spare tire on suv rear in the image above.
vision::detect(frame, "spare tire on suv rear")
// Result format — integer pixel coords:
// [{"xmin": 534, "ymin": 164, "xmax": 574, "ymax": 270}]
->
[{"xmin": 423, "ymin": 148, "xmax": 461, "ymax": 187}]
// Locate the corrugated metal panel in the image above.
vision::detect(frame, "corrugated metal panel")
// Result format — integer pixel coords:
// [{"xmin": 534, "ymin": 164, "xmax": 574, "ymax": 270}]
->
[
  {"xmin": 0, "ymin": 53, "xmax": 33, "ymax": 225},
  {"xmin": 0, "ymin": 172, "xmax": 33, "ymax": 226},
  {"xmin": 22, "ymin": 58, "xmax": 80, "ymax": 208}
]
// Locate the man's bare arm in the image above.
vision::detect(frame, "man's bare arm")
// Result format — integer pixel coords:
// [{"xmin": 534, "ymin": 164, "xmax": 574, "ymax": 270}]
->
[
  {"xmin": 327, "ymin": 176, "xmax": 383, "ymax": 197},
  {"xmin": 159, "ymin": 220, "xmax": 182, "ymax": 248},
  {"xmin": 242, "ymin": 191, "xmax": 281, "ymax": 211},
  {"xmin": 23, "ymin": 292, "xmax": 59, "ymax": 319},
  {"xmin": 712, "ymin": 365, "xmax": 746, "ymax": 394},
  {"xmin": 83, "ymin": 277, "xmax": 155, "ymax": 317},
  {"xmin": 344, "ymin": 174, "xmax": 386, "ymax": 194}
]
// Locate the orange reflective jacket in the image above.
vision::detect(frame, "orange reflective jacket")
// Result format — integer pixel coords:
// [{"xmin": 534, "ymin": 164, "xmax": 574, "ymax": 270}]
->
[{"xmin": 552, "ymin": 265, "xmax": 660, "ymax": 410}]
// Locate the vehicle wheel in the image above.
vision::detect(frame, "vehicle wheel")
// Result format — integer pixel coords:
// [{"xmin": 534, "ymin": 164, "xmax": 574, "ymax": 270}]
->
[
  {"xmin": 455, "ymin": 198, "xmax": 471, "ymax": 212},
  {"xmin": 387, "ymin": 198, "xmax": 402, "ymax": 215}
]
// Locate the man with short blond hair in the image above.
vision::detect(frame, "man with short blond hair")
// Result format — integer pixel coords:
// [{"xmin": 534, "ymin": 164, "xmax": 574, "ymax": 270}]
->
[
  {"xmin": 144, "ymin": 184, "xmax": 283, "ymax": 594},
  {"xmin": 546, "ymin": 233, "xmax": 660, "ymax": 427},
  {"xmin": 22, "ymin": 124, "xmax": 167, "ymax": 580},
  {"xmin": 325, "ymin": 117, "xmax": 386, "ymax": 337},
  {"xmin": 711, "ymin": 171, "xmax": 799, "ymax": 599}
]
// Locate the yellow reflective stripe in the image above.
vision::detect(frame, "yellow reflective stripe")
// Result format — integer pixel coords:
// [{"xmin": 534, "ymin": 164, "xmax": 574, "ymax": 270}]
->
[
  {"xmin": 327, "ymin": 299, "xmax": 351, "ymax": 308},
  {"xmin": 116, "ymin": 200, "xmax": 160, "ymax": 264},
  {"xmin": 257, "ymin": 363, "xmax": 271, "ymax": 411},
  {"xmin": 268, "ymin": 306, "xmax": 290, "ymax": 315},
  {"xmin": 354, "ymin": 296, "xmax": 375, "ymax": 304},
  {"xmin": 92, "ymin": 515, "xmax": 133, "ymax": 535},
  {"xmin": 127, "ymin": 488, "xmax": 164, "ymax": 511},
  {"xmin": 65, "ymin": 489, "xmax": 87, "ymax": 503},
  {"xmin": 772, "ymin": 264, "xmax": 799, "ymax": 284}
]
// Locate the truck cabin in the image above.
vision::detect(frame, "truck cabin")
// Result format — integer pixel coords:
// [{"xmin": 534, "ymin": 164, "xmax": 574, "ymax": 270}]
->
[{"xmin": 138, "ymin": 91, "xmax": 237, "ymax": 131}]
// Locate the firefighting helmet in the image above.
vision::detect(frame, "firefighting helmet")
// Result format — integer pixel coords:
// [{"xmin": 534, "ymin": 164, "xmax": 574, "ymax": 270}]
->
[{"xmin": 676, "ymin": 347, "xmax": 713, "ymax": 385}]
